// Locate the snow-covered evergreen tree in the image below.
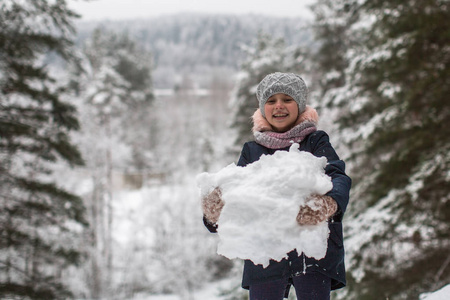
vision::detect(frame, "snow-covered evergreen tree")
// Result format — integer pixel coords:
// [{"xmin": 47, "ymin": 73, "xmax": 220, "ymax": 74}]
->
[
  {"xmin": 0, "ymin": 1, "xmax": 87, "ymax": 299},
  {"xmin": 67, "ymin": 27, "xmax": 154, "ymax": 299},
  {"xmin": 311, "ymin": 1, "xmax": 450, "ymax": 299},
  {"xmin": 310, "ymin": 0, "xmax": 360, "ymax": 97}
]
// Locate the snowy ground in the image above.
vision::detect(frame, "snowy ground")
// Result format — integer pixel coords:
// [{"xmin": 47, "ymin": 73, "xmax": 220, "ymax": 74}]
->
[
  {"xmin": 131, "ymin": 282, "xmax": 450, "ymax": 300},
  {"xmin": 131, "ymin": 278, "xmax": 238, "ymax": 300}
]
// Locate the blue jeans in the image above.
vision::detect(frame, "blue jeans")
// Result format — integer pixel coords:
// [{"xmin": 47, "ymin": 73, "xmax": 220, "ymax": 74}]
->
[{"xmin": 249, "ymin": 272, "xmax": 331, "ymax": 300}]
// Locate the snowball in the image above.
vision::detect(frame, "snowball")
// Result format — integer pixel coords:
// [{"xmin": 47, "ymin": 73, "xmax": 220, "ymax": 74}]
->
[{"xmin": 196, "ymin": 143, "xmax": 333, "ymax": 267}]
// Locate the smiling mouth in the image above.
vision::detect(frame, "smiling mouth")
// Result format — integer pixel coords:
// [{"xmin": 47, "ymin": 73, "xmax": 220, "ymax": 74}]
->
[{"xmin": 273, "ymin": 113, "xmax": 288, "ymax": 118}]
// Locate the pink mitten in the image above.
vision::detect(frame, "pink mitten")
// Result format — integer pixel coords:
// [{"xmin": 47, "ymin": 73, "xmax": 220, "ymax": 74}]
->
[
  {"xmin": 202, "ymin": 187, "xmax": 224, "ymax": 224},
  {"xmin": 296, "ymin": 194, "xmax": 338, "ymax": 226}
]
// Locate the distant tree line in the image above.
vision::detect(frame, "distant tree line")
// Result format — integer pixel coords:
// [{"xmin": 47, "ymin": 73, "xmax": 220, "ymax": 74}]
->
[{"xmin": 75, "ymin": 14, "xmax": 313, "ymax": 89}]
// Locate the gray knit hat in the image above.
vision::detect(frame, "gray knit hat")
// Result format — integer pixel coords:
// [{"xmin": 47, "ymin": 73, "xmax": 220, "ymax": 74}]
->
[{"xmin": 256, "ymin": 72, "xmax": 308, "ymax": 117}]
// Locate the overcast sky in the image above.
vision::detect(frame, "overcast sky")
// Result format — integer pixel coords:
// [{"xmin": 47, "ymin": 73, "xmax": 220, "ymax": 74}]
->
[{"xmin": 68, "ymin": 0, "xmax": 317, "ymax": 21}]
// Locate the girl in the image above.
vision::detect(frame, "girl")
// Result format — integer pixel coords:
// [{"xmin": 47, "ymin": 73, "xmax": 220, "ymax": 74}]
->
[{"xmin": 202, "ymin": 72, "xmax": 351, "ymax": 300}]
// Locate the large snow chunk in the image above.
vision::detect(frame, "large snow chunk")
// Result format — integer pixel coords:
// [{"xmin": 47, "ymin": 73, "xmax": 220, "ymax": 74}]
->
[{"xmin": 197, "ymin": 143, "xmax": 332, "ymax": 267}]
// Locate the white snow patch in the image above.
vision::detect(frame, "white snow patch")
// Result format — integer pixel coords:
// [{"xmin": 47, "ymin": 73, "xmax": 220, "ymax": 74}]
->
[
  {"xmin": 420, "ymin": 284, "xmax": 450, "ymax": 300},
  {"xmin": 196, "ymin": 143, "xmax": 332, "ymax": 267}
]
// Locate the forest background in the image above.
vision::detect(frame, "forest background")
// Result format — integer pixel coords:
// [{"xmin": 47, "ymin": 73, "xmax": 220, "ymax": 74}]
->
[{"xmin": 1, "ymin": 0, "xmax": 449, "ymax": 300}]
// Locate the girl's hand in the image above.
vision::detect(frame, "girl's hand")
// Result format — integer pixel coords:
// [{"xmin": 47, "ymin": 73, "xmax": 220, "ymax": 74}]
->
[
  {"xmin": 202, "ymin": 187, "xmax": 224, "ymax": 224},
  {"xmin": 296, "ymin": 194, "xmax": 337, "ymax": 226}
]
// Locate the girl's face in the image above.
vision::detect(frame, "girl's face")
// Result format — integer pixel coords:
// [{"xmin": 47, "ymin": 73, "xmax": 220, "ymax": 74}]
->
[{"xmin": 264, "ymin": 93, "xmax": 299, "ymax": 132}]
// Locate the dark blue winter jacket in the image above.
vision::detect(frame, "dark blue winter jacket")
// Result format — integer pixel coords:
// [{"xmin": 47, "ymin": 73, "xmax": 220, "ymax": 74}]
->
[{"xmin": 204, "ymin": 130, "xmax": 351, "ymax": 290}]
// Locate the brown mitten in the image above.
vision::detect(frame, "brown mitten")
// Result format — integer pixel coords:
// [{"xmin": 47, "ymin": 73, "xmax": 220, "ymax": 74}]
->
[
  {"xmin": 296, "ymin": 194, "xmax": 338, "ymax": 226},
  {"xmin": 202, "ymin": 187, "xmax": 224, "ymax": 224}
]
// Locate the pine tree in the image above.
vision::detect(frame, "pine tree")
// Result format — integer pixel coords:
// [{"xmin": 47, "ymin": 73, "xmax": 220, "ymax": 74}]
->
[
  {"xmin": 312, "ymin": 0, "xmax": 450, "ymax": 299},
  {"xmin": 80, "ymin": 28, "xmax": 154, "ymax": 167},
  {"xmin": 311, "ymin": 0, "xmax": 360, "ymax": 98},
  {"xmin": 69, "ymin": 27, "xmax": 154, "ymax": 298},
  {"xmin": 0, "ymin": 1, "xmax": 87, "ymax": 299}
]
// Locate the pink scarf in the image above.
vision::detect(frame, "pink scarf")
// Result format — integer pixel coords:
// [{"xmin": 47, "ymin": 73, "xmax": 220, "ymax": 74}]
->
[{"xmin": 252, "ymin": 106, "xmax": 319, "ymax": 149}]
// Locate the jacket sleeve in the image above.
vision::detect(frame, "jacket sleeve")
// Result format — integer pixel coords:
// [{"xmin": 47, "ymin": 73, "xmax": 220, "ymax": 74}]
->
[
  {"xmin": 237, "ymin": 142, "xmax": 251, "ymax": 167},
  {"xmin": 309, "ymin": 131, "xmax": 352, "ymax": 221}
]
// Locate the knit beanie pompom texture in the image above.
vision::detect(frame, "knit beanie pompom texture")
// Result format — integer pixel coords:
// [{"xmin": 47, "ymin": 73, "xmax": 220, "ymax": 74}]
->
[{"xmin": 256, "ymin": 72, "xmax": 308, "ymax": 118}]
